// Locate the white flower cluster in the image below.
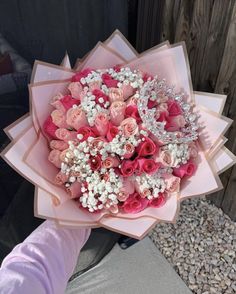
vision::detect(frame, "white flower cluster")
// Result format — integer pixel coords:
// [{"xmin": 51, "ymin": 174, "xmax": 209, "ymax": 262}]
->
[
  {"xmin": 136, "ymin": 174, "xmax": 166, "ymax": 200},
  {"xmin": 79, "ymin": 168, "xmax": 123, "ymax": 212},
  {"xmin": 166, "ymin": 143, "xmax": 190, "ymax": 167},
  {"xmin": 80, "ymin": 70, "xmax": 102, "ymax": 85}
]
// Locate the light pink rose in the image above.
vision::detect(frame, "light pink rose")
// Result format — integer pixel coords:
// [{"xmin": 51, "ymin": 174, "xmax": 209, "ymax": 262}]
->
[
  {"xmin": 50, "ymin": 93, "xmax": 65, "ymax": 112},
  {"xmin": 126, "ymin": 95, "xmax": 138, "ymax": 106},
  {"xmin": 90, "ymin": 137, "xmax": 106, "ymax": 150},
  {"xmin": 188, "ymin": 142, "xmax": 198, "ymax": 158},
  {"xmin": 48, "ymin": 149, "xmax": 61, "ymax": 168},
  {"xmin": 50, "ymin": 140, "xmax": 69, "ymax": 151},
  {"xmin": 164, "ymin": 175, "xmax": 180, "ymax": 193},
  {"xmin": 156, "ymin": 150, "xmax": 178, "ymax": 167},
  {"xmin": 94, "ymin": 113, "xmax": 109, "ymax": 136},
  {"xmin": 120, "ymin": 117, "xmax": 138, "ymax": 137},
  {"xmin": 108, "ymin": 204, "xmax": 119, "ymax": 214},
  {"xmin": 51, "ymin": 109, "xmax": 68, "ymax": 128},
  {"xmin": 117, "ymin": 191, "xmax": 129, "ymax": 202},
  {"xmin": 66, "ymin": 106, "xmax": 88, "ymax": 130},
  {"xmin": 166, "ymin": 115, "xmax": 186, "ymax": 131},
  {"xmin": 108, "ymin": 87, "xmax": 124, "ymax": 103},
  {"xmin": 59, "ymin": 149, "xmax": 74, "ymax": 163},
  {"xmin": 54, "ymin": 171, "xmax": 69, "ymax": 185},
  {"xmin": 123, "ymin": 142, "xmax": 135, "ymax": 159},
  {"xmin": 102, "ymin": 156, "xmax": 120, "ymax": 169},
  {"xmin": 134, "ymin": 181, "xmax": 152, "ymax": 198},
  {"xmin": 55, "ymin": 128, "xmax": 78, "ymax": 141},
  {"xmin": 121, "ymin": 179, "xmax": 135, "ymax": 194},
  {"xmin": 88, "ymin": 81, "xmax": 101, "ymax": 91},
  {"xmin": 68, "ymin": 82, "xmax": 83, "ymax": 99},
  {"xmin": 159, "ymin": 94, "xmax": 168, "ymax": 103},
  {"xmin": 110, "ymin": 101, "xmax": 126, "ymax": 126},
  {"xmin": 122, "ymin": 84, "xmax": 134, "ymax": 100},
  {"xmin": 66, "ymin": 181, "xmax": 82, "ymax": 199}
]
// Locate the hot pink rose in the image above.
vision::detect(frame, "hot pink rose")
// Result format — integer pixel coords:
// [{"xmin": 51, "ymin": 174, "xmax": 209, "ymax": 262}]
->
[
  {"xmin": 149, "ymin": 193, "xmax": 166, "ymax": 208},
  {"xmin": 147, "ymin": 100, "xmax": 157, "ymax": 109},
  {"xmin": 167, "ymin": 100, "xmax": 182, "ymax": 116},
  {"xmin": 156, "ymin": 111, "xmax": 169, "ymax": 122},
  {"xmin": 120, "ymin": 117, "xmax": 138, "ymax": 137},
  {"xmin": 90, "ymin": 155, "xmax": 102, "ymax": 171},
  {"xmin": 188, "ymin": 142, "xmax": 198, "ymax": 158},
  {"xmin": 51, "ymin": 109, "xmax": 68, "ymax": 128},
  {"xmin": 120, "ymin": 160, "xmax": 137, "ymax": 177},
  {"xmin": 102, "ymin": 156, "xmax": 120, "ymax": 169},
  {"xmin": 125, "ymin": 105, "xmax": 142, "ymax": 123},
  {"xmin": 66, "ymin": 106, "xmax": 88, "ymax": 130},
  {"xmin": 94, "ymin": 112, "xmax": 109, "ymax": 136},
  {"xmin": 136, "ymin": 158, "xmax": 160, "ymax": 175},
  {"xmin": 55, "ymin": 128, "xmax": 77, "ymax": 141},
  {"xmin": 164, "ymin": 175, "xmax": 180, "ymax": 193},
  {"xmin": 92, "ymin": 89, "xmax": 109, "ymax": 107},
  {"xmin": 71, "ymin": 68, "xmax": 92, "ymax": 82},
  {"xmin": 50, "ymin": 140, "xmax": 69, "ymax": 151},
  {"xmin": 165, "ymin": 115, "xmax": 186, "ymax": 131},
  {"xmin": 110, "ymin": 101, "xmax": 126, "ymax": 126},
  {"xmin": 68, "ymin": 82, "xmax": 83, "ymax": 99},
  {"xmin": 106, "ymin": 122, "xmax": 119, "ymax": 142},
  {"xmin": 54, "ymin": 171, "xmax": 69, "ymax": 185},
  {"xmin": 66, "ymin": 181, "xmax": 82, "ymax": 199},
  {"xmin": 48, "ymin": 149, "xmax": 61, "ymax": 168},
  {"xmin": 102, "ymin": 73, "xmax": 118, "ymax": 88},
  {"xmin": 136, "ymin": 137, "xmax": 157, "ymax": 157},
  {"xmin": 123, "ymin": 142, "xmax": 135, "ymax": 159},
  {"xmin": 122, "ymin": 192, "xmax": 149, "ymax": 213},
  {"xmin": 173, "ymin": 161, "xmax": 196, "ymax": 178},
  {"xmin": 77, "ymin": 126, "xmax": 97, "ymax": 142},
  {"xmin": 122, "ymin": 84, "xmax": 134, "ymax": 100},
  {"xmin": 142, "ymin": 72, "xmax": 153, "ymax": 82},
  {"xmin": 108, "ymin": 87, "xmax": 124, "ymax": 103},
  {"xmin": 60, "ymin": 95, "xmax": 80, "ymax": 110},
  {"xmin": 90, "ymin": 137, "xmax": 106, "ymax": 150},
  {"xmin": 43, "ymin": 116, "xmax": 58, "ymax": 139}
]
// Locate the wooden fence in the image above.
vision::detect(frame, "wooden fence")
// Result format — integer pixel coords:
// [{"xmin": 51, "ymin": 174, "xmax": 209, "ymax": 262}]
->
[{"xmin": 134, "ymin": 0, "xmax": 236, "ymax": 220}]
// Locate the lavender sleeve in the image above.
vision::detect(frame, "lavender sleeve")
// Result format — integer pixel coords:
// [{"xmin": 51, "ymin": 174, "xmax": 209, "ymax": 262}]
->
[{"xmin": 0, "ymin": 220, "xmax": 91, "ymax": 294}]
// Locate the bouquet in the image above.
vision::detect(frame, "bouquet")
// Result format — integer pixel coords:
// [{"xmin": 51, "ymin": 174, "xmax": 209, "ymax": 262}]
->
[{"xmin": 2, "ymin": 30, "xmax": 236, "ymax": 239}]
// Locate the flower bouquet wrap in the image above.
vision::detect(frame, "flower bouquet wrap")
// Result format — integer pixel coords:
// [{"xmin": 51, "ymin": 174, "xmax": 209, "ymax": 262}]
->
[{"xmin": 2, "ymin": 30, "xmax": 236, "ymax": 239}]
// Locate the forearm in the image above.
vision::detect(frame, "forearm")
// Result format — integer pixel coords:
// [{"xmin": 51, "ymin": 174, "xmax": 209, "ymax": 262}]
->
[{"xmin": 0, "ymin": 220, "xmax": 91, "ymax": 294}]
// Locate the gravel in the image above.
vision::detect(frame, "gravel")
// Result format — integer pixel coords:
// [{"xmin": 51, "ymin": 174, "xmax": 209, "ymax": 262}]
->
[{"xmin": 149, "ymin": 197, "xmax": 236, "ymax": 294}]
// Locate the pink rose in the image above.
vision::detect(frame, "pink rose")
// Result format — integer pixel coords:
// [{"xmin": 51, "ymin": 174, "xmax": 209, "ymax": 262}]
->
[
  {"xmin": 122, "ymin": 84, "xmax": 134, "ymax": 100},
  {"xmin": 94, "ymin": 112, "xmax": 109, "ymax": 136},
  {"xmin": 88, "ymin": 81, "xmax": 101, "ymax": 91},
  {"xmin": 122, "ymin": 192, "xmax": 149, "ymax": 214},
  {"xmin": 118, "ymin": 179, "xmax": 135, "ymax": 202},
  {"xmin": 66, "ymin": 181, "xmax": 82, "ymax": 199},
  {"xmin": 149, "ymin": 193, "xmax": 166, "ymax": 208},
  {"xmin": 48, "ymin": 149, "xmax": 61, "ymax": 168},
  {"xmin": 43, "ymin": 116, "xmax": 58, "ymax": 139},
  {"xmin": 123, "ymin": 142, "xmax": 135, "ymax": 159},
  {"xmin": 173, "ymin": 161, "xmax": 197, "ymax": 178},
  {"xmin": 71, "ymin": 68, "xmax": 92, "ymax": 82},
  {"xmin": 90, "ymin": 137, "xmax": 106, "ymax": 150},
  {"xmin": 51, "ymin": 109, "xmax": 68, "ymax": 128},
  {"xmin": 156, "ymin": 150, "xmax": 177, "ymax": 167},
  {"xmin": 188, "ymin": 142, "xmax": 198, "ymax": 158},
  {"xmin": 92, "ymin": 89, "xmax": 109, "ymax": 107},
  {"xmin": 165, "ymin": 115, "xmax": 186, "ymax": 131},
  {"xmin": 136, "ymin": 137, "xmax": 157, "ymax": 157},
  {"xmin": 136, "ymin": 158, "xmax": 160, "ymax": 175},
  {"xmin": 120, "ymin": 160, "xmax": 137, "ymax": 177},
  {"xmin": 125, "ymin": 105, "xmax": 142, "ymax": 123},
  {"xmin": 102, "ymin": 156, "xmax": 120, "ymax": 169},
  {"xmin": 77, "ymin": 126, "xmax": 97, "ymax": 142},
  {"xmin": 50, "ymin": 140, "xmax": 69, "ymax": 151},
  {"xmin": 89, "ymin": 155, "xmax": 102, "ymax": 171},
  {"xmin": 66, "ymin": 106, "xmax": 88, "ymax": 130},
  {"xmin": 106, "ymin": 122, "xmax": 119, "ymax": 142},
  {"xmin": 54, "ymin": 171, "xmax": 68, "ymax": 185},
  {"xmin": 110, "ymin": 101, "xmax": 126, "ymax": 126},
  {"xmin": 164, "ymin": 175, "xmax": 180, "ymax": 193},
  {"xmin": 60, "ymin": 95, "xmax": 80, "ymax": 110},
  {"xmin": 108, "ymin": 87, "xmax": 124, "ymax": 103},
  {"xmin": 68, "ymin": 82, "xmax": 83, "ymax": 99},
  {"xmin": 55, "ymin": 128, "xmax": 77, "ymax": 141},
  {"xmin": 102, "ymin": 73, "xmax": 118, "ymax": 88},
  {"xmin": 120, "ymin": 117, "xmax": 138, "ymax": 137},
  {"xmin": 167, "ymin": 100, "xmax": 182, "ymax": 116}
]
